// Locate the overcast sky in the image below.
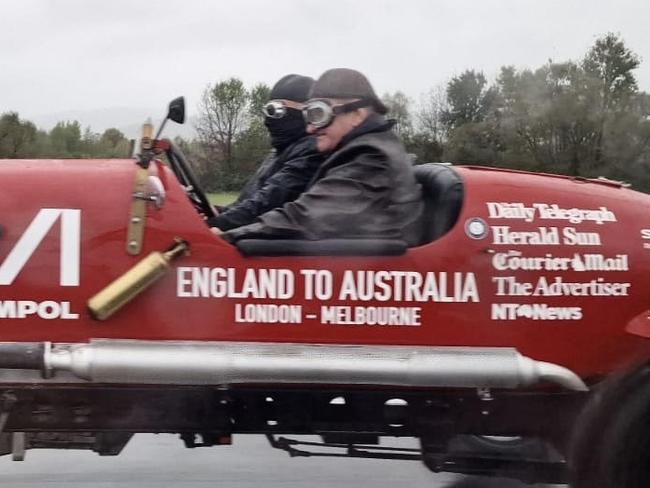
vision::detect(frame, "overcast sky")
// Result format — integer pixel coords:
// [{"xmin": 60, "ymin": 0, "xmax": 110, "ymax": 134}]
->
[{"xmin": 1, "ymin": 0, "xmax": 650, "ymax": 131}]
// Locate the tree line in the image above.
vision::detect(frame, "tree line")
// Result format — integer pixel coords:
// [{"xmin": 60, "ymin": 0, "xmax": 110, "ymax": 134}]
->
[
  {"xmin": 0, "ymin": 116, "xmax": 131, "ymax": 159},
  {"xmin": 190, "ymin": 33, "xmax": 650, "ymax": 192},
  {"xmin": 2, "ymin": 33, "xmax": 650, "ymax": 192}
]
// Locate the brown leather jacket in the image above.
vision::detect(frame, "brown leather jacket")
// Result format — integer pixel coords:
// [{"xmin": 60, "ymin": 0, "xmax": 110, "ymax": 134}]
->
[{"xmin": 223, "ymin": 114, "xmax": 423, "ymax": 246}]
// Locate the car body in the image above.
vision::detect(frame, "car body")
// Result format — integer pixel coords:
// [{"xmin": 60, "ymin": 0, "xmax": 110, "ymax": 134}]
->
[{"xmin": 0, "ymin": 154, "xmax": 649, "ymax": 486}]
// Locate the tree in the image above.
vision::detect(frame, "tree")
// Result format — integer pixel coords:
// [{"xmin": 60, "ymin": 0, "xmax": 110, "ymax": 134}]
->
[
  {"xmin": 404, "ymin": 132, "xmax": 443, "ymax": 163},
  {"xmin": 600, "ymin": 93, "xmax": 650, "ymax": 189},
  {"xmin": 486, "ymin": 35, "xmax": 645, "ymax": 179},
  {"xmin": 439, "ymin": 70, "xmax": 502, "ymax": 165},
  {"xmin": 442, "ymin": 70, "xmax": 497, "ymax": 129},
  {"xmin": 196, "ymin": 78, "xmax": 249, "ymax": 168},
  {"xmin": 582, "ymin": 33, "xmax": 640, "ymax": 164},
  {"xmin": 231, "ymin": 123, "xmax": 270, "ymax": 189},
  {"xmin": 233, "ymin": 82, "xmax": 272, "ymax": 187},
  {"xmin": 101, "ymin": 128, "xmax": 127, "ymax": 147},
  {"xmin": 401, "ymin": 85, "xmax": 449, "ymax": 164},
  {"xmin": 417, "ymin": 85, "xmax": 448, "ymax": 146},
  {"xmin": 382, "ymin": 91, "xmax": 413, "ymax": 138},
  {"xmin": 195, "ymin": 78, "xmax": 252, "ymax": 190},
  {"xmin": 0, "ymin": 112, "xmax": 37, "ymax": 157},
  {"xmin": 493, "ymin": 62, "xmax": 594, "ymax": 174},
  {"xmin": 583, "ymin": 33, "xmax": 639, "ymax": 110},
  {"xmin": 80, "ymin": 127, "xmax": 98, "ymax": 157},
  {"xmin": 194, "ymin": 78, "xmax": 277, "ymax": 191},
  {"xmin": 438, "ymin": 71, "xmax": 502, "ymax": 165},
  {"xmin": 49, "ymin": 121, "xmax": 82, "ymax": 157},
  {"xmin": 98, "ymin": 128, "xmax": 130, "ymax": 157},
  {"xmin": 248, "ymin": 83, "xmax": 271, "ymax": 122}
]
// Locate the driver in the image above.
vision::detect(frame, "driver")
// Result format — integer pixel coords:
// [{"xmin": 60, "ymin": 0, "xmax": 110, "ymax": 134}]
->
[
  {"xmin": 207, "ymin": 74, "xmax": 323, "ymax": 231},
  {"xmin": 221, "ymin": 68, "xmax": 423, "ymax": 245}
]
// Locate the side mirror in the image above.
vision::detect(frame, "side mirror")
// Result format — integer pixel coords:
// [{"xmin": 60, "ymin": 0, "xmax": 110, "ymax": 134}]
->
[{"xmin": 167, "ymin": 97, "xmax": 185, "ymax": 124}]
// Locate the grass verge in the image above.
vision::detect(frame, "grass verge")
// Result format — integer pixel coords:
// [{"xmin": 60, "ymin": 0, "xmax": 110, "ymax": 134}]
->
[{"xmin": 207, "ymin": 192, "xmax": 239, "ymax": 206}]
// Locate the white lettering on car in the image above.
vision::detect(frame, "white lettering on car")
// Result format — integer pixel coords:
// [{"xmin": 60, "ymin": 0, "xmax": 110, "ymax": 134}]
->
[
  {"xmin": 0, "ymin": 300, "xmax": 79, "ymax": 320},
  {"xmin": 491, "ymin": 303, "xmax": 583, "ymax": 321},
  {"xmin": 486, "ymin": 202, "xmax": 617, "ymax": 225},
  {"xmin": 0, "ymin": 209, "xmax": 80, "ymax": 286},
  {"xmin": 176, "ymin": 267, "xmax": 480, "ymax": 304}
]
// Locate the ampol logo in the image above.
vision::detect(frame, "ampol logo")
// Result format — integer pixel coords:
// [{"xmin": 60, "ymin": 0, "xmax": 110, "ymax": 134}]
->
[{"xmin": 0, "ymin": 209, "xmax": 80, "ymax": 286}]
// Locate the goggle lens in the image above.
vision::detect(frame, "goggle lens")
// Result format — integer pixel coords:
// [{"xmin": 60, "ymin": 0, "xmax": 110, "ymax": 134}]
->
[
  {"xmin": 303, "ymin": 100, "xmax": 334, "ymax": 129},
  {"xmin": 263, "ymin": 101, "xmax": 287, "ymax": 119}
]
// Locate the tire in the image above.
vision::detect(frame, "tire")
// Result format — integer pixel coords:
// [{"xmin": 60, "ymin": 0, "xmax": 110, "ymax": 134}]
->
[
  {"xmin": 0, "ymin": 433, "xmax": 10, "ymax": 457},
  {"xmin": 450, "ymin": 435, "xmax": 551, "ymax": 460},
  {"xmin": 569, "ymin": 366, "xmax": 650, "ymax": 488},
  {"xmin": 596, "ymin": 378, "xmax": 650, "ymax": 488}
]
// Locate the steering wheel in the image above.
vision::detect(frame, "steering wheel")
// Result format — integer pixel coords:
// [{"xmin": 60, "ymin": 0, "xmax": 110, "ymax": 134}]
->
[{"xmin": 164, "ymin": 141, "xmax": 217, "ymax": 219}]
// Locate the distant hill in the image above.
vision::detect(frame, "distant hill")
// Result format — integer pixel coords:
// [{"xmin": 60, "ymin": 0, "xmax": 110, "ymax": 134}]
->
[{"xmin": 29, "ymin": 106, "xmax": 198, "ymax": 140}]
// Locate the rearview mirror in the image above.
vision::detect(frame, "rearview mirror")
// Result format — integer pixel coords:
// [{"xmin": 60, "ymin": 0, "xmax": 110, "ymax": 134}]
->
[{"xmin": 167, "ymin": 97, "xmax": 185, "ymax": 124}]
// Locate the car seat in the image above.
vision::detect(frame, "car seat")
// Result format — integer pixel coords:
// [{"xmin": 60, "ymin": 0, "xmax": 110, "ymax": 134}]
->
[{"xmin": 411, "ymin": 163, "xmax": 464, "ymax": 245}]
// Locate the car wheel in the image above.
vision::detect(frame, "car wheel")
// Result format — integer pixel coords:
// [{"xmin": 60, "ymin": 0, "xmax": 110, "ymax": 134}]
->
[
  {"xmin": 596, "ymin": 377, "xmax": 650, "ymax": 488},
  {"xmin": 569, "ymin": 366, "xmax": 650, "ymax": 488},
  {"xmin": 451, "ymin": 434, "xmax": 550, "ymax": 458}
]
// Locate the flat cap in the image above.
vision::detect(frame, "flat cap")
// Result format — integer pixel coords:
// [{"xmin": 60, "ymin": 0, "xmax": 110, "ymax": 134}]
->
[{"xmin": 310, "ymin": 68, "xmax": 387, "ymax": 114}]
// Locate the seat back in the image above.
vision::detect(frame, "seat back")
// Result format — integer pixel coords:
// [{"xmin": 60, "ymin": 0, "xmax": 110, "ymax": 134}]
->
[{"xmin": 411, "ymin": 163, "xmax": 464, "ymax": 245}]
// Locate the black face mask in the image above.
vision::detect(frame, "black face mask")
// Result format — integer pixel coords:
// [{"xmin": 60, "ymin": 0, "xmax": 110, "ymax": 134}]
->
[{"xmin": 264, "ymin": 108, "xmax": 307, "ymax": 150}]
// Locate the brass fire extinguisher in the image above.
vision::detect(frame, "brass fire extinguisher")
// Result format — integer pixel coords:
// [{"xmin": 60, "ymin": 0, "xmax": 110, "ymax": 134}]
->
[{"xmin": 88, "ymin": 239, "xmax": 189, "ymax": 320}]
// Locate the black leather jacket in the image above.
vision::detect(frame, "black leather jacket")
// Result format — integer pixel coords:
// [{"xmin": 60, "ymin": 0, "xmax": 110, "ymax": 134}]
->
[
  {"xmin": 207, "ymin": 136, "xmax": 322, "ymax": 231},
  {"xmin": 223, "ymin": 114, "xmax": 423, "ymax": 245}
]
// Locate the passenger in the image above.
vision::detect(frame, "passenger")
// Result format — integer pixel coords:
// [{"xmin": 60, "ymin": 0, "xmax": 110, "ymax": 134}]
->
[
  {"xmin": 221, "ymin": 68, "xmax": 423, "ymax": 245},
  {"xmin": 208, "ymin": 74, "xmax": 323, "ymax": 231}
]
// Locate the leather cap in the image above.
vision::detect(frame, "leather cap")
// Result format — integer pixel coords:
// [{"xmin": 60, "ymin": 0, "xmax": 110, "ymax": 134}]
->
[
  {"xmin": 269, "ymin": 74, "xmax": 314, "ymax": 102},
  {"xmin": 310, "ymin": 68, "xmax": 387, "ymax": 114}
]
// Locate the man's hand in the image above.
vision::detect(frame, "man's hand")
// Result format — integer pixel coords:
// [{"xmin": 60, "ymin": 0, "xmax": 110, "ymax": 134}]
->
[
  {"xmin": 200, "ymin": 206, "xmax": 220, "ymax": 221},
  {"xmin": 210, "ymin": 227, "xmax": 223, "ymax": 235}
]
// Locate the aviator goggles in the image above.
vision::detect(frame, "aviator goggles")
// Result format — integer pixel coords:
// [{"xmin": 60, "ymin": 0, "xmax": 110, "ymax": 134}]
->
[
  {"xmin": 302, "ymin": 98, "xmax": 371, "ymax": 129},
  {"xmin": 262, "ymin": 99, "xmax": 305, "ymax": 119}
]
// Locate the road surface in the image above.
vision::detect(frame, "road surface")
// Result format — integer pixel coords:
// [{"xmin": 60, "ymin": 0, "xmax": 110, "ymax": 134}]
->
[{"xmin": 0, "ymin": 434, "xmax": 561, "ymax": 487}]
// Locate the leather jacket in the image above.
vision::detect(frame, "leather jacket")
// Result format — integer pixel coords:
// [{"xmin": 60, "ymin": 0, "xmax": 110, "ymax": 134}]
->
[
  {"xmin": 207, "ymin": 136, "xmax": 322, "ymax": 231},
  {"xmin": 223, "ymin": 114, "xmax": 423, "ymax": 245}
]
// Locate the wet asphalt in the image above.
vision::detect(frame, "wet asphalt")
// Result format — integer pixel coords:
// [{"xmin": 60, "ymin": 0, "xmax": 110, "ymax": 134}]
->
[{"xmin": 0, "ymin": 434, "xmax": 562, "ymax": 488}]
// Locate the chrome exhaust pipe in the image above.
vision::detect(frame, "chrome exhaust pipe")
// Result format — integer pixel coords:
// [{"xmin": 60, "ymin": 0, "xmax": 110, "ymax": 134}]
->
[
  {"xmin": 42, "ymin": 340, "xmax": 587, "ymax": 391},
  {"xmin": 0, "ymin": 342, "xmax": 45, "ymax": 370}
]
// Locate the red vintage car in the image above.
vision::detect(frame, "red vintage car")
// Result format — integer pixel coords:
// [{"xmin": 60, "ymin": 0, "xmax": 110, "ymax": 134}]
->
[{"xmin": 0, "ymin": 99, "xmax": 648, "ymax": 487}]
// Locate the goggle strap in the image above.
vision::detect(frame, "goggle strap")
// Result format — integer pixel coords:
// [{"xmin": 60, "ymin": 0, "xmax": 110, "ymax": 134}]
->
[{"xmin": 332, "ymin": 99, "xmax": 372, "ymax": 115}]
